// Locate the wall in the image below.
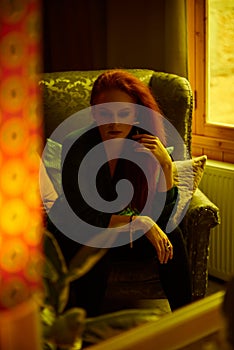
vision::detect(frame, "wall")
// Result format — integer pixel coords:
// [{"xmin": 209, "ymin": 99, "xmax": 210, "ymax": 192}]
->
[{"xmin": 42, "ymin": 0, "xmax": 166, "ymax": 72}]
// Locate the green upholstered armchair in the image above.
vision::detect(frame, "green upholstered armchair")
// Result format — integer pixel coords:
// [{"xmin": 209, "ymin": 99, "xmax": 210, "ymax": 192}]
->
[{"xmin": 39, "ymin": 69, "xmax": 220, "ymax": 305}]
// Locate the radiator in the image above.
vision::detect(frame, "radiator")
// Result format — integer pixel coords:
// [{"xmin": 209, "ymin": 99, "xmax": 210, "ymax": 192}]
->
[{"xmin": 199, "ymin": 159, "xmax": 234, "ymax": 281}]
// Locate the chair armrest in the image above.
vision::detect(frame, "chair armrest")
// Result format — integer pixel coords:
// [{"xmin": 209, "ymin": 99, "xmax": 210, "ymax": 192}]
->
[
  {"xmin": 186, "ymin": 188, "xmax": 220, "ymax": 228},
  {"xmin": 180, "ymin": 188, "xmax": 220, "ymax": 300}
]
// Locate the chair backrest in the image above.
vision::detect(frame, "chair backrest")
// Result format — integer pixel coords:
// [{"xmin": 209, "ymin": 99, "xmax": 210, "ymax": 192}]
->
[{"xmin": 40, "ymin": 69, "xmax": 193, "ymax": 159}]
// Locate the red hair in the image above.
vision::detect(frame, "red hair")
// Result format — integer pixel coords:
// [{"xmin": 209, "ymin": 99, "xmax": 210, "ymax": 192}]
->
[
  {"xmin": 90, "ymin": 69, "xmax": 166, "ymax": 145},
  {"xmin": 90, "ymin": 69, "xmax": 167, "ymax": 214}
]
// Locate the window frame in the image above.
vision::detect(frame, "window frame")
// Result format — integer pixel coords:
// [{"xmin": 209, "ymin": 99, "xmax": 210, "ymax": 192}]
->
[{"xmin": 187, "ymin": 0, "xmax": 234, "ymax": 163}]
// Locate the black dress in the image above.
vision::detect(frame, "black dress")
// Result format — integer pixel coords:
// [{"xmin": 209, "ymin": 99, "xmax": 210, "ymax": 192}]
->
[{"xmin": 47, "ymin": 124, "xmax": 192, "ymax": 315}]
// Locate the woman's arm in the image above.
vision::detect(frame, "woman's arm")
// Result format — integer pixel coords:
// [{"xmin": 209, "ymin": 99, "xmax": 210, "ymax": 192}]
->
[
  {"xmin": 109, "ymin": 214, "xmax": 173, "ymax": 264},
  {"xmin": 157, "ymin": 161, "xmax": 174, "ymax": 192}
]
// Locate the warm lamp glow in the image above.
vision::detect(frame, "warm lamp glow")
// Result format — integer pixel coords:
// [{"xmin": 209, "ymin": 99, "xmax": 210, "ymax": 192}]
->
[{"xmin": 0, "ymin": 0, "xmax": 44, "ymax": 313}]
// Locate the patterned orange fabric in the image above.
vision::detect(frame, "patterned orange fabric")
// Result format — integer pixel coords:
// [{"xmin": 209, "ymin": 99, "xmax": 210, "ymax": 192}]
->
[{"xmin": 0, "ymin": 0, "xmax": 44, "ymax": 309}]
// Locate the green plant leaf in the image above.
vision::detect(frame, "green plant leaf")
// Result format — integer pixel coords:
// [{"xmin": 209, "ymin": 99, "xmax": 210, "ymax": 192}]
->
[
  {"xmin": 57, "ymin": 282, "xmax": 70, "ymax": 314},
  {"xmin": 65, "ymin": 246, "xmax": 108, "ymax": 284},
  {"xmin": 43, "ymin": 307, "xmax": 86, "ymax": 348},
  {"xmin": 44, "ymin": 229, "xmax": 68, "ymax": 276},
  {"xmin": 43, "ymin": 257, "xmax": 60, "ymax": 282}
]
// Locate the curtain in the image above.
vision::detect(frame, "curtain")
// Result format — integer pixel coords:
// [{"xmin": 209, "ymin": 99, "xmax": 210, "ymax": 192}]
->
[
  {"xmin": 42, "ymin": 0, "xmax": 107, "ymax": 72},
  {"xmin": 42, "ymin": 0, "xmax": 188, "ymax": 77},
  {"xmin": 164, "ymin": 0, "xmax": 188, "ymax": 78}
]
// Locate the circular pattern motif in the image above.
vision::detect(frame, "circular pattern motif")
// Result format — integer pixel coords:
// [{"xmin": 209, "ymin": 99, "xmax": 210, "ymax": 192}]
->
[
  {"xmin": 0, "ymin": 118, "xmax": 28, "ymax": 155},
  {"xmin": 0, "ymin": 238, "xmax": 29, "ymax": 273},
  {"xmin": 0, "ymin": 76, "xmax": 27, "ymax": 113},
  {"xmin": 0, "ymin": 0, "xmax": 27, "ymax": 24},
  {"xmin": 0, "ymin": 159, "xmax": 27, "ymax": 197},
  {"xmin": 0, "ymin": 32, "xmax": 26, "ymax": 68},
  {"xmin": 0, "ymin": 277, "xmax": 29, "ymax": 309},
  {"xmin": 0, "ymin": 198, "xmax": 29, "ymax": 236}
]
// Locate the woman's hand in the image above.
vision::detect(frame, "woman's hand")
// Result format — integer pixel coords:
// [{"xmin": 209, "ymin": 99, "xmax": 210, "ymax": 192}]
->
[
  {"xmin": 133, "ymin": 216, "xmax": 173, "ymax": 264},
  {"xmin": 132, "ymin": 134, "xmax": 173, "ymax": 191},
  {"xmin": 132, "ymin": 134, "xmax": 172, "ymax": 167},
  {"xmin": 109, "ymin": 214, "xmax": 173, "ymax": 263}
]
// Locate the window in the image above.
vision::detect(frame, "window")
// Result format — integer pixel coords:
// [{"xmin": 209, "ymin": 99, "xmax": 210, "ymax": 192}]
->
[
  {"xmin": 188, "ymin": 0, "xmax": 234, "ymax": 163},
  {"xmin": 208, "ymin": 0, "xmax": 234, "ymax": 127}
]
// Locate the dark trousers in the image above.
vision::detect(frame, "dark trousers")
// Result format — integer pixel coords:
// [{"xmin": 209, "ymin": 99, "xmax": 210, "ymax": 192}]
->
[
  {"xmin": 108, "ymin": 226, "xmax": 192, "ymax": 312},
  {"xmin": 47, "ymin": 219, "xmax": 192, "ymax": 316},
  {"xmin": 158, "ymin": 228, "xmax": 192, "ymax": 310}
]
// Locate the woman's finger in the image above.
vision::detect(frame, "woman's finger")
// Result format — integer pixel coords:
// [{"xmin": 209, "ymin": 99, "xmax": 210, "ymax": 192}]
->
[
  {"xmin": 132, "ymin": 134, "xmax": 157, "ymax": 140},
  {"xmin": 164, "ymin": 241, "xmax": 173, "ymax": 263}
]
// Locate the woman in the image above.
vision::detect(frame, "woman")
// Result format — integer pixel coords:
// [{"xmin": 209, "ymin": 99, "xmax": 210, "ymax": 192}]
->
[{"xmin": 48, "ymin": 69, "xmax": 192, "ymax": 315}]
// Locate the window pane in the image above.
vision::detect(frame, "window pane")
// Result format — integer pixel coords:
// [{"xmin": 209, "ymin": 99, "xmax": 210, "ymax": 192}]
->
[{"xmin": 208, "ymin": 0, "xmax": 234, "ymax": 127}]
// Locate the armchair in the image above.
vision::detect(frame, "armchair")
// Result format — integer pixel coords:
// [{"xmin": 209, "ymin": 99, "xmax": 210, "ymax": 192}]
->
[{"xmin": 39, "ymin": 69, "xmax": 220, "ymax": 307}]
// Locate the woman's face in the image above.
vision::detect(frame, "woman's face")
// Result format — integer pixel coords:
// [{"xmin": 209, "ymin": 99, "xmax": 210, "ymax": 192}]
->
[{"xmin": 92, "ymin": 89, "xmax": 137, "ymax": 141}]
